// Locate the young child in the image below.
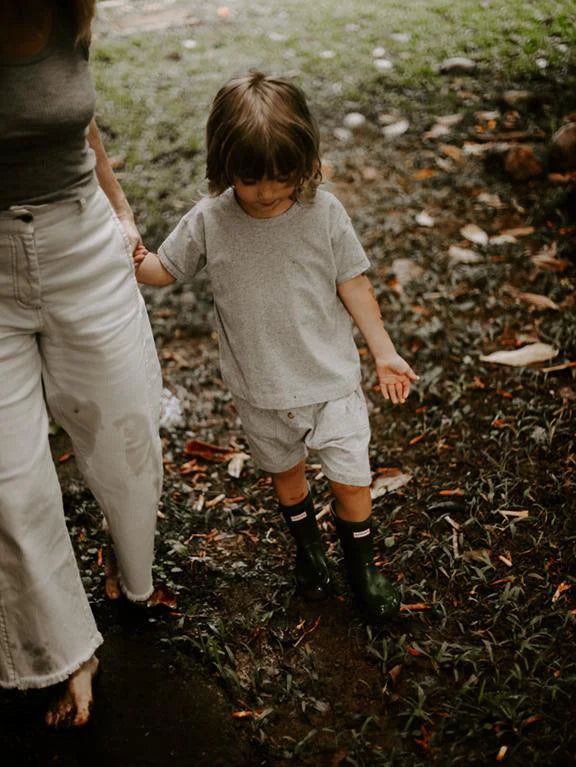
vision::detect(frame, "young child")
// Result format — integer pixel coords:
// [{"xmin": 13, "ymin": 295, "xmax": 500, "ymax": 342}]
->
[{"xmin": 136, "ymin": 71, "xmax": 418, "ymax": 623}]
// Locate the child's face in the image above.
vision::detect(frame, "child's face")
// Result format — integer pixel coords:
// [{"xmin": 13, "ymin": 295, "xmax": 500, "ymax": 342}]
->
[{"xmin": 233, "ymin": 176, "xmax": 297, "ymax": 219}]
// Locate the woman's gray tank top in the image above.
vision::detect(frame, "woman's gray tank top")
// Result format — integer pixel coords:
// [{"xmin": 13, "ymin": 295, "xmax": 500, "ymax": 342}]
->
[{"xmin": 0, "ymin": 9, "xmax": 97, "ymax": 209}]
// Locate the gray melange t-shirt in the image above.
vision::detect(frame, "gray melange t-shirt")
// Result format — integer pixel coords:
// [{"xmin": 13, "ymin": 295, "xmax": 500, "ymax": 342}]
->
[{"xmin": 158, "ymin": 188, "xmax": 370, "ymax": 409}]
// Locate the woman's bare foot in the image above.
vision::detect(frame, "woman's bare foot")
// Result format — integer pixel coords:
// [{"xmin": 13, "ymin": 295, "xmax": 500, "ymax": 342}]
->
[
  {"xmin": 45, "ymin": 655, "xmax": 100, "ymax": 729},
  {"xmin": 104, "ymin": 538, "xmax": 122, "ymax": 600}
]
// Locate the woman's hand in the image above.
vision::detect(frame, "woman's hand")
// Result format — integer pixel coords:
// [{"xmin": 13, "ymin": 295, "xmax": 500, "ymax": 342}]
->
[{"xmin": 117, "ymin": 213, "xmax": 142, "ymax": 254}]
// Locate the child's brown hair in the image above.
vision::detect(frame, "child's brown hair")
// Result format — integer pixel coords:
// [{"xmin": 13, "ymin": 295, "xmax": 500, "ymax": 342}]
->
[{"xmin": 206, "ymin": 71, "xmax": 322, "ymax": 201}]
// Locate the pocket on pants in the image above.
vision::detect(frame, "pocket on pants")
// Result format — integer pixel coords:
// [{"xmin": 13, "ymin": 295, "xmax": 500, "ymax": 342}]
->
[
  {"xmin": 233, "ymin": 397, "xmax": 278, "ymax": 441},
  {"xmin": 99, "ymin": 192, "xmax": 134, "ymax": 266}
]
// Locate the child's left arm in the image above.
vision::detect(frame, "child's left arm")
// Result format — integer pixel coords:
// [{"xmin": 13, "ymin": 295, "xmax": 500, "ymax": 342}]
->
[{"xmin": 337, "ymin": 274, "xmax": 418, "ymax": 404}]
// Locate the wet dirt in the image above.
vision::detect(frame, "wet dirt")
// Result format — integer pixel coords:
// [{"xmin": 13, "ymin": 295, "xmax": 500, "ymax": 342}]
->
[{"xmin": 0, "ymin": 616, "xmax": 253, "ymax": 767}]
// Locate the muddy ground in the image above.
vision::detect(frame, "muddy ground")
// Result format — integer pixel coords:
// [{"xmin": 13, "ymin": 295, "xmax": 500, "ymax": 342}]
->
[{"xmin": 1, "ymin": 3, "xmax": 575, "ymax": 766}]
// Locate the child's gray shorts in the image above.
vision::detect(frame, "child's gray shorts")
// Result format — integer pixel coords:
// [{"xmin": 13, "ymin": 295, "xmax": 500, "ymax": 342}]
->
[{"xmin": 234, "ymin": 384, "xmax": 371, "ymax": 486}]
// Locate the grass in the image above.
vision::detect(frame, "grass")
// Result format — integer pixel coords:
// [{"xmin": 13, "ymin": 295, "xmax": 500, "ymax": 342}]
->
[{"xmin": 92, "ymin": 0, "xmax": 576, "ymax": 244}]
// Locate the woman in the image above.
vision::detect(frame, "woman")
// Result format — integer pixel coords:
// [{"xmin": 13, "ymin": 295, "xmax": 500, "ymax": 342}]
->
[{"xmin": 0, "ymin": 0, "xmax": 163, "ymax": 727}]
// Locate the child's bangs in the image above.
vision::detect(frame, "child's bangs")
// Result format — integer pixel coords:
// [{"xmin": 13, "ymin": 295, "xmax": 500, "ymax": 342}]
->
[{"xmin": 227, "ymin": 134, "xmax": 304, "ymax": 182}]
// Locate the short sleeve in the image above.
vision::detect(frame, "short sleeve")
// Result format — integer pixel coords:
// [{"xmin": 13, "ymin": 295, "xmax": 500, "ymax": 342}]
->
[
  {"xmin": 330, "ymin": 200, "xmax": 371, "ymax": 284},
  {"xmin": 158, "ymin": 206, "xmax": 207, "ymax": 281}
]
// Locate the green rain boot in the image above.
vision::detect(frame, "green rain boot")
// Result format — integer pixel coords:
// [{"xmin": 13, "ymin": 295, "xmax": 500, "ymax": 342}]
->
[
  {"xmin": 280, "ymin": 492, "xmax": 332, "ymax": 601},
  {"xmin": 332, "ymin": 508, "xmax": 400, "ymax": 622}
]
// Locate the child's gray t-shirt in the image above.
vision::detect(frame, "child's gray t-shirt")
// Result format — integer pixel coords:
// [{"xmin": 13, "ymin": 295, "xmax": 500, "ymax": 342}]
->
[{"xmin": 158, "ymin": 188, "xmax": 370, "ymax": 409}]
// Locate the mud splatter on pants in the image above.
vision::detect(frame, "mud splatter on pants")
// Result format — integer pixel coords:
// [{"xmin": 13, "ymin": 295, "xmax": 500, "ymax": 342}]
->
[{"xmin": 0, "ymin": 188, "xmax": 162, "ymax": 689}]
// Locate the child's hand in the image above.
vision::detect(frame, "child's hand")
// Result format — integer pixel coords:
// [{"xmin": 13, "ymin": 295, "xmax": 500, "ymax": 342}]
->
[
  {"xmin": 375, "ymin": 354, "xmax": 418, "ymax": 404},
  {"xmin": 132, "ymin": 242, "xmax": 149, "ymax": 270}
]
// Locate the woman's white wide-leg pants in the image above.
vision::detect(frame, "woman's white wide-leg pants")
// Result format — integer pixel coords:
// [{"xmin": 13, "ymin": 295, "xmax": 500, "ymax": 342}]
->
[{"xmin": 0, "ymin": 187, "xmax": 162, "ymax": 689}]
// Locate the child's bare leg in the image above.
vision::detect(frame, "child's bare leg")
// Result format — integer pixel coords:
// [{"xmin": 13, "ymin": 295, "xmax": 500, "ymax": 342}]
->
[
  {"xmin": 329, "ymin": 479, "xmax": 400, "ymax": 622},
  {"xmin": 330, "ymin": 481, "xmax": 372, "ymax": 522},
  {"xmin": 271, "ymin": 461, "xmax": 331, "ymax": 600},
  {"xmin": 271, "ymin": 459, "xmax": 308, "ymax": 504},
  {"xmin": 45, "ymin": 654, "xmax": 100, "ymax": 729}
]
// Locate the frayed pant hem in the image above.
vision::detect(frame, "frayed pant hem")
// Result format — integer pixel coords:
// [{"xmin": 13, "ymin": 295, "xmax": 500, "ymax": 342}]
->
[
  {"xmin": 119, "ymin": 580, "xmax": 154, "ymax": 603},
  {"xmin": 0, "ymin": 633, "xmax": 104, "ymax": 691}
]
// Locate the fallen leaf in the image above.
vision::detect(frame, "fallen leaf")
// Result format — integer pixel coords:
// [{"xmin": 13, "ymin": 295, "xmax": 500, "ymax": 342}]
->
[
  {"xmin": 148, "ymin": 583, "xmax": 177, "ymax": 609},
  {"xmin": 405, "ymin": 645, "xmax": 423, "ymax": 657},
  {"xmin": 552, "ymin": 582, "xmax": 571, "ymax": 603},
  {"xmin": 522, "ymin": 714, "xmax": 542, "ymax": 727},
  {"xmin": 227, "ymin": 452, "xmax": 250, "ymax": 478},
  {"xmin": 448, "ymin": 245, "xmax": 483, "ymax": 263},
  {"xmin": 389, "ymin": 257, "xmax": 423, "ymax": 288},
  {"xmin": 374, "ymin": 58, "xmax": 394, "ymax": 71},
  {"xmin": 415, "ymin": 211, "xmax": 435, "ymax": 227},
  {"xmin": 460, "ymin": 224, "xmax": 489, "ymax": 246},
  {"xmin": 205, "ymin": 494, "xmax": 225, "ymax": 508},
  {"xmin": 542, "ymin": 360, "xmax": 576, "ymax": 373},
  {"xmin": 423, "ymin": 123, "xmax": 451, "ymax": 140},
  {"xmin": 501, "ymin": 226, "xmax": 534, "ymax": 237},
  {"xmin": 400, "ymin": 603, "xmax": 430, "ymax": 611},
  {"xmin": 439, "ymin": 56, "xmax": 477, "ymax": 73},
  {"xmin": 530, "ymin": 243, "xmax": 570, "ymax": 271},
  {"xmin": 388, "ymin": 664, "xmax": 403, "ymax": 684},
  {"xmin": 439, "ymin": 143, "xmax": 464, "ymax": 163},
  {"xmin": 343, "ymin": 112, "xmax": 366, "ymax": 129},
  {"xmin": 361, "ymin": 166, "xmax": 379, "ymax": 181},
  {"xmin": 477, "ymin": 192, "xmax": 504, "ymax": 208},
  {"xmin": 489, "ymin": 233, "xmax": 517, "ymax": 245},
  {"xmin": 504, "ymin": 146, "xmax": 544, "ymax": 180},
  {"xmin": 184, "ymin": 439, "xmax": 235, "ymax": 462},
  {"xmin": 435, "ymin": 113, "xmax": 464, "ymax": 127},
  {"xmin": 371, "ymin": 472, "xmax": 412, "ymax": 498},
  {"xmin": 382, "ymin": 119, "xmax": 409, "ymax": 138},
  {"xmin": 515, "ymin": 291, "xmax": 560, "ymax": 311},
  {"xmin": 413, "ymin": 168, "xmax": 437, "ymax": 180},
  {"xmin": 498, "ymin": 510, "xmax": 530, "ymax": 520},
  {"xmin": 439, "ymin": 488, "xmax": 465, "ymax": 496},
  {"xmin": 479, "ymin": 343, "xmax": 558, "ymax": 367}
]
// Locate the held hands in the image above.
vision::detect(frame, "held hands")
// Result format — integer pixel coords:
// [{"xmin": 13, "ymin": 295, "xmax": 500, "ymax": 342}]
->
[
  {"xmin": 117, "ymin": 213, "xmax": 145, "ymax": 268},
  {"xmin": 375, "ymin": 353, "xmax": 419, "ymax": 404},
  {"xmin": 132, "ymin": 242, "xmax": 149, "ymax": 270}
]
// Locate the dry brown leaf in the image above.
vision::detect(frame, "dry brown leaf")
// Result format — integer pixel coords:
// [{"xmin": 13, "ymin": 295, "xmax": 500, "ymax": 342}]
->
[
  {"xmin": 423, "ymin": 123, "xmax": 451, "ymax": 140},
  {"xmin": 371, "ymin": 472, "xmax": 412, "ymax": 499},
  {"xmin": 413, "ymin": 168, "xmax": 437, "ymax": 180},
  {"xmin": 501, "ymin": 226, "xmax": 535, "ymax": 237},
  {"xmin": 552, "ymin": 582, "xmax": 571, "ymax": 603},
  {"xmin": 542, "ymin": 360, "xmax": 576, "ymax": 373},
  {"xmin": 382, "ymin": 119, "xmax": 410, "ymax": 138},
  {"xmin": 439, "ymin": 143, "xmax": 464, "ymax": 163},
  {"xmin": 448, "ymin": 245, "xmax": 483, "ymax": 263},
  {"xmin": 227, "ymin": 452, "xmax": 250, "ymax": 478},
  {"xmin": 479, "ymin": 343, "xmax": 558, "ymax": 367},
  {"xmin": 460, "ymin": 223, "xmax": 489, "ymax": 246},
  {"xmin": 530, "ymin": 243, "xmax": 570, "ymax": 271},
  {"xmin": 184, "ymin": 439, "xmax": 235, "ymax": 462},
  {"xmin": 516, "ymin": 291, "xmax": 560, "ymax": 311},
  {"xmin": 498, "ymin": 510, "xmax": 529, "ymax": 519}
]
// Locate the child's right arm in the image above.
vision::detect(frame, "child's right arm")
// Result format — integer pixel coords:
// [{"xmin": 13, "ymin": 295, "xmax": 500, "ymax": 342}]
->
[{"xmin": 134, "ymin": 245, "xmax": 176, "ymax": 287}]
